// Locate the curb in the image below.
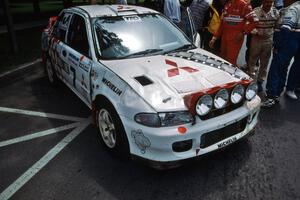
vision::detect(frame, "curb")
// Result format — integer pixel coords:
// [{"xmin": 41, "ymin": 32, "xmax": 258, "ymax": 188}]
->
[{"xmin": 0, "ymin": 59, "xmax": 43, "ymax": 87}]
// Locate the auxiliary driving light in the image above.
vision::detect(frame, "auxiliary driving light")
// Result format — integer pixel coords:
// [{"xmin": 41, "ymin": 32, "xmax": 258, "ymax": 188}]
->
[
  {"xmin": 196, "ymin": 95, "xmax": 213, "ymax": 116},
  {"xmin": 214, "ymin": 89, "xmax": 229, "ymax": 109}
]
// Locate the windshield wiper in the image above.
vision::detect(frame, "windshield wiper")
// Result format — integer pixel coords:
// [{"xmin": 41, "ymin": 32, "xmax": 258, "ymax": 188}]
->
[
  {"xmin": 122, "ymin": 48, "xmax": 163, "ymax": 58},
  {"xmin": 166, "ymin": 44, "xmax": 196, "ymax": 54}
]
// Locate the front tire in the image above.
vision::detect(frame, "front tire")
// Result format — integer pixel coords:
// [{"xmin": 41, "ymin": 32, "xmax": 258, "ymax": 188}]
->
[{"xmin": 96, "ymin": 100, "xmax": 130, "ymax": 158}]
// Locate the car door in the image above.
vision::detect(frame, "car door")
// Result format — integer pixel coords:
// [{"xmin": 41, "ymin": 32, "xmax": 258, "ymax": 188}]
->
[
  {"xmin": 49, "ymin": 11, "xmax": 72, "ymax": 82},
  {"xmin": 64, "ymin": 13, "xmax": 92, "ymax": 105},
  {"xmin": 180, "ymin": 7, "xmax": 201, "ymax": 48}
]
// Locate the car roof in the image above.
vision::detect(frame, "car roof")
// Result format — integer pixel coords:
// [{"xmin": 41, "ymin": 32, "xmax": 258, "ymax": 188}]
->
[{"xmin": 72, "ymin": 4, "xmax": 158, "ymax": 18}]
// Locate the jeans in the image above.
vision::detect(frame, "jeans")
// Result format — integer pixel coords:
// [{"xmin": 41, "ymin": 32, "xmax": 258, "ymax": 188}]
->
[{"xmin": 266, "ymin": 29, "xmax": 300, "ymax": 97}]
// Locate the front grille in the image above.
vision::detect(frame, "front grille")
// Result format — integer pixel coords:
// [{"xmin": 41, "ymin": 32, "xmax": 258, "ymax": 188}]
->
[{"xmin": 200, "ymin": 116, "xmax": 248, "ymax": 148}]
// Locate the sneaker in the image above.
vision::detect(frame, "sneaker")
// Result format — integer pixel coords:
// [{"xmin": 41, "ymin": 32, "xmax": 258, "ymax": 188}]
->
[
  {"xmin": 285, "ymin": 90, "xmax": 298, "ymax": 99},
  {"xmin": 261, "ymin": 98, "xmax": 278, "ymax": 108}
]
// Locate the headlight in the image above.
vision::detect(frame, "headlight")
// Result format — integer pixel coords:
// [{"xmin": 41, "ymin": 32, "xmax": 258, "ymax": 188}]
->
[
  {"xmin": 135, "ymin": 112, "xmax": 193, "ymax": 127},
  {"xmin": 134, "ymin": 113, "xmax": 160, "ymax": 127},
  {"xmin": 246, "ymin": 82, "xmax": 258, "ymax": 100},
  {"xmin": 231, "ymin": 84, "xmax": 245, "ymax": 104},
  {"xmin": 158, "ymin": 112, "xmax": 194, "ymax": 127},
  {"xmin": 214, "ymin": 89, "xmax": 229, "ymax": 109},
  {"xmin": 196, "ymin": 95, "xmax": 213, "ymax": 116}
]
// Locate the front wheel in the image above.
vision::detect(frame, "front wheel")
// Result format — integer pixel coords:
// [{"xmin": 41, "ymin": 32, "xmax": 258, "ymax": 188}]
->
[{"xmin": 96, "ymin": 100, "xmax": 130, "ymax": 158}]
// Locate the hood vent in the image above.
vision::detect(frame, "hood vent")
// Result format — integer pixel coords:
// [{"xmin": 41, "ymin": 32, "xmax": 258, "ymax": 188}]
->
[{"xmin": 134, "ymin": 75, "xmax": 153, "ymax": 86}]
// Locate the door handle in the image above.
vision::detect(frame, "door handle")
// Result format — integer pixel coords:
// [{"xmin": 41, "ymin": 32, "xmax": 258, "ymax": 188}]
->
[{"xmin": 62, "ymin": 50, "xmax": 67, "ymax": 57}]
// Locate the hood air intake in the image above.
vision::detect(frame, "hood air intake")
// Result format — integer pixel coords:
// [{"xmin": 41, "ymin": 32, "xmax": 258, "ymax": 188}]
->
[{"xmin": 134, "ymin": 76, "xmax": 153, "ymax": 86}]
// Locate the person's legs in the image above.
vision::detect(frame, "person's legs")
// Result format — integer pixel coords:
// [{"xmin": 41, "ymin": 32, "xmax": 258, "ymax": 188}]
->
[
  {"xmin": 285, "ymin": 50, "xmax": 300, "ymax": 99},
  {"xmin": 247, "ymin": 37, "xmax": 261, "ymax": 78},
  {"xmin": 258, "ymin": 40, "xmax": 272, "ymax": 82},
  {"xmin": 265, "ymin": 31, "xmax": 298, "ymax": 98},
  {"xmin": 286, "ymin": 51, "xmax": 300, "ymax": 92},
  {"xmin": 265, "ymin": 50, "xmax": 293, "ymax": 98},
  {"xmin": 221, "ymin": 37, "xmax": 244, "ymax": 66},
  {"xmin": 245, "ymin": 34, "xmax": 252, "ymax": 64},
  {"xmin": 220, "ymin": 37, "xmax": 229, "ymax": 61},
  {"xmin": 263, "ymin": 33, "xmax": 298, "ymax": 107}
]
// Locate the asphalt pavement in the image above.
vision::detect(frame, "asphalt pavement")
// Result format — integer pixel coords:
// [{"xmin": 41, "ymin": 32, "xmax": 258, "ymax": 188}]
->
[{"xmin": 0, "ymin": 63, "xmax": 299, "ymax": 200}]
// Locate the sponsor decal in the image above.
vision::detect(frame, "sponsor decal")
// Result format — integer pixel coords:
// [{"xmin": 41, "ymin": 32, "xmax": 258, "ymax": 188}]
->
[
  {"xmin": 80, "ymin": 87, "xmax": 89, "ymax": 102},
  {"xmin": 165, "ymin": 51, "xmax": 245, "ymax": 79},
  {"xmin": 68, "ymin": 59, "xmax": 78, "ymax": 67},
  {"xmin": 91, "ymin": 69, "xmax": 98, "ymax": 81},
  {"xmin": 62, "ymin": 62, "xmax": 70, "ymax": 74},
  {"xmin": 217, "ymin": 137, "xmax": 237, "ymax": 148},
  {"xmin": 69, "ymin": 53, "xmax": 79, "ymax": 62},
  {"xmin": 165, "ymin": 59, "xmax": 199, "ymax": 77},
  {"xmin": 49, "ymin": 37, "xmax": 64, "ymax": 77},
  {"xmin": 49, "ymin": 37, "xmax": 60, "ymax": 63},
  {"xmin": 59, "ymin": 13, "xmax": 72, "ymax": 30},
  {"xmin": 80, "ymin": 55, "xmax": 85, "ymax": 62},
  {"xmin": 81, "ymin": 74, "xmax": 87, "ymax": 89},
  {"xmin": 62, "ymin": 14, "xmax": 71, "ymax": 26},
  {"xmin": 131, "ymin": 129, "xmax": 151, "ymax": 154},
  {"xmin": 79, "ymin": 62, "xmax": 89, "ymax": 72},
  {"xmin": 123, "ymin": 15, "xmax": 141, "ymax": 22},
  {"xmin": 68, "ymin": 53, "xmax": 79, "ymax": 66},
  {"xmin": 102, "ymin": 78, "xmax": 123, "ymax": 96},
  {"xmin": 70, "ymin": 67, "xmax": 76, "ymax": 88},
  {"xmin": 117, "ymin": 5, "xmax": 132, "ymax": 10}
]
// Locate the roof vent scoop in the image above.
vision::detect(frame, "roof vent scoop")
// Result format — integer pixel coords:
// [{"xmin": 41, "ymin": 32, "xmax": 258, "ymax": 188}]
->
[{"xmin": 134, "ymin": 76, "xmax": 153, "ymax": 86}]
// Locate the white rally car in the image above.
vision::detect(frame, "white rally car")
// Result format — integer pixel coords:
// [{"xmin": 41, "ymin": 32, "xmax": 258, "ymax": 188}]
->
[{"xmin": 41, "ymin": 5, "xmax": 260, "ymax": 168}]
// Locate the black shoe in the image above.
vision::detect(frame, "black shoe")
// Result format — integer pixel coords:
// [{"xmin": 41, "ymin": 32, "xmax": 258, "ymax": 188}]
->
[{"xmin": 261, "ymin": 97, "xmax": 279, "ymax": 108}]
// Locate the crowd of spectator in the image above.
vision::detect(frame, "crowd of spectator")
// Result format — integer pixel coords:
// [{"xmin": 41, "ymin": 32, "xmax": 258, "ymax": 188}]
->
[{"xmin": 160, "ymin": 0, "xmax": 300, "ymax": 108}]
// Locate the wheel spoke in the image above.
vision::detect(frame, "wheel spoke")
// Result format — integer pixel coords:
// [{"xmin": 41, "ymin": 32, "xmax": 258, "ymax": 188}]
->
[
  {"xmin": 102, "ymin": 111, "xmax": 108, "ymax": 124},
  {"xmin": 109, "ymin": 131, "xmax": 115, "ymax": 144},
  {"xmin": 98, "ymin": 109, "xmax": 116, "ymax": 148}
]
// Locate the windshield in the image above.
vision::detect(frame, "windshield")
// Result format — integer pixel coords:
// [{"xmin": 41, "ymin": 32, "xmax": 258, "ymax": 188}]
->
[{"xmin": 93, "ymin": 14, "xmax": 194, "ymax": 59}]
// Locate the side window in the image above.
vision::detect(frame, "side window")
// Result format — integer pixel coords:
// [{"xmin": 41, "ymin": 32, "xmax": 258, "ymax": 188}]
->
[
  {"xmin": 52, "ymin": 12, "xmax": 71, "ymax": 42},
  {"xmin": 67, "ymin": 14, "xmax": 90, "ymax": 57}
]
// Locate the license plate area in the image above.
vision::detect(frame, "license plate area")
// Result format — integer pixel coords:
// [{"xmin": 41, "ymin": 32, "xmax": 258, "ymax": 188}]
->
[{"xmin": 200, "ymin": 116, "xmax": 248, "ymax": 148}]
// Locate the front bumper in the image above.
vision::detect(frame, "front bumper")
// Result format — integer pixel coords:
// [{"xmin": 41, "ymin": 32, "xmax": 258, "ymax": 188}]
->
[
  {"xmin": 121, "ymin": 96, "xmax": 261, "ymax": 163},
  {"xmin": 132, "ymin": 128, "xmax": 256, "ymax": 170}
]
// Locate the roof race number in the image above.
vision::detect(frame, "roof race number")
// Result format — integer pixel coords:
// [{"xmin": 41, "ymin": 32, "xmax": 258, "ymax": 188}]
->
[{"xmin": 122, "ymin": 15, "xmax": 141, "ymax": 22}]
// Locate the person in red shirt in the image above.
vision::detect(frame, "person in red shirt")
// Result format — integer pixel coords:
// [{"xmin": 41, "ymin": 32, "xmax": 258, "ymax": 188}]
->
[{"xmin": 209, "ymin": 0, "xmax": 258, "ymax": 66}]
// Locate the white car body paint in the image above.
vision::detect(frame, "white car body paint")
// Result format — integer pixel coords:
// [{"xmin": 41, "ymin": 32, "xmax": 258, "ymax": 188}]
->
[{"xmin": 42, "ymin": 5, "xmax": 261, "ymax": 163}]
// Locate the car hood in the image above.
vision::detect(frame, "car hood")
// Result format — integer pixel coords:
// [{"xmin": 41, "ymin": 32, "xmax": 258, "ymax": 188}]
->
[{"xmin": 101, "ymin": 48, "xmax": 250, "ymax": 112}]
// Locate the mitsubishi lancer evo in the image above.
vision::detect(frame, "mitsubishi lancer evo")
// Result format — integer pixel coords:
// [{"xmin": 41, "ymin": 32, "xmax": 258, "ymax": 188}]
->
[{"xmin": 41, "ymin": 5, "xmax": 260, "ymax": 168}]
